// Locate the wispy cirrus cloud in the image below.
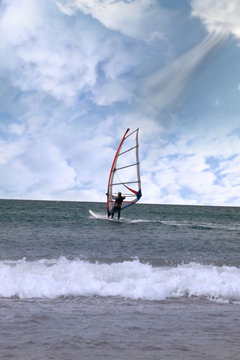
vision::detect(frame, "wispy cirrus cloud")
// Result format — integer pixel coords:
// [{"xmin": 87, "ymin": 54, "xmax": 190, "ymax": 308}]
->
[
  {"xmin": 191, "ymin": 0, "xmax": 240, "ymax": 97},
  {"xmin": 141, "ymin": 31, "xmax": 226, "ymax": 111}
]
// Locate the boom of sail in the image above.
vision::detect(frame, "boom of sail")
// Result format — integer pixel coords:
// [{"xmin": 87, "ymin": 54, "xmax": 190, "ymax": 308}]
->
[{"xmin": 106, "ymin": 128, "xmax": 142, "ymax": 217}]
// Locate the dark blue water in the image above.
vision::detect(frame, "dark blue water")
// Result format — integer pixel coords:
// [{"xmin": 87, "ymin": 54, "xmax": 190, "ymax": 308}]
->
[{"xmin": 0, "ymin": 200, "xmax": 240, "ymax": 359}]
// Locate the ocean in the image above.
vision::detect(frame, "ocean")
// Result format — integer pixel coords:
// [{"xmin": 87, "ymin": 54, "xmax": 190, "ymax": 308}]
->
[{"xmin": 0, "ymin": 199, "xmax": 240, "ymax": 359}]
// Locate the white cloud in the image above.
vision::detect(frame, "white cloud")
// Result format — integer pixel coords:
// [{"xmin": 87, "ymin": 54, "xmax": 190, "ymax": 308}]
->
[
  {"xmin": 8, "ymin": 123, "xmax": 25, "ymax": 135},
  {"xmin": 4, "ymin": 103, "xmax": 239, "ymax": 205},
  {"xmin": 142, "ymin": 121, "xmax": 240, "ymax": 206},
  {"xmin": 218, "ymin": 155, "xmax": 240, "ymax": 187},
  {"xmin": 0, "ymin": 0, "xmax": 43, "ymax": 48},
  {"xmin": 0, "ymin": 136, "xmax": 77, "ymax": 199},
  {"xmin": 191, "ymin": 0, "xmax": 240, "ymax": 40},
  {"xmin": 1, "ymin": 94, "xmax": 240, "ymax": 205},
  {"xmin": 0, "ymin": 110, "xmax": 122, "ymax": 201},
  {"xmin": 93, "ymin": 79, "xmax": 134, "ymax": 105},
  {"xmin": 56, "ymin": 0, "xmax": 168, "ymax": 41},
  {"xmin": 0, "ymin": 140, "xmax": 24, "ymax": 165},
  {"xmin": 0, "ymin": 0, "xmax": 140, "ymax": 105}
]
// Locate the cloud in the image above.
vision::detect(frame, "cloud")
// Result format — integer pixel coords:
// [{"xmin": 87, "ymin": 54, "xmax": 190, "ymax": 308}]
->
[
  {"xmin": 0, "ymin": 135, "xmax": 77, "ymax": 199},
  {"xmin": 0, "ymin": 102, "xmax": 127, "ymax": 201},
  {"xmin": 191, "ymin": 0, "xmax": 240, "ymax": 41},
  {"xmin": 93, "ymin": 79, "xmax": 134, "ymax": 105},
  {"xmin": 56, "ymin": 0, "xmax": 168, "ymax": 41},
  {"xmin": 141, "ymin": 119, "xmax": 240, "ymax": 206},
  {"xmin": 0, "ymin": 139, "xmax": 24, "ymax": 166},
  {"xmin": 0, "ymin": 0, "xmax": 140, "ymax": 105}
]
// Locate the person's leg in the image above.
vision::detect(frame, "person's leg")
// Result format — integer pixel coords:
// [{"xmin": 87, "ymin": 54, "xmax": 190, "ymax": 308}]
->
[
  {"xmin": 111, "ymin": 206, "xmax": 115, "ymax": 219},
  {"xmin": 117, "ymin": 207, "xmax": 121, "ymax": 220}
]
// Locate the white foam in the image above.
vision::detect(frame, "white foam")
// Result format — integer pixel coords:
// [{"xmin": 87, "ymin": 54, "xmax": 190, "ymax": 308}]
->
[
  {"xmin": 161, "ymin": 220, "xmax": 240, "ymax": 231},
  {"xmin": 89, "ymin": 210, "xmax": 152, "ymax": 223},
  {"xmin": 0, "ymin": 258, "xmax": 240, "ymax": 302}
]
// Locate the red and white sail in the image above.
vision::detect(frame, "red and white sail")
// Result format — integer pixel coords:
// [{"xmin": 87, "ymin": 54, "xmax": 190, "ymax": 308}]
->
[{"xmin": 106, "ymin": 128, "xmax": 142, "ymax": 216}]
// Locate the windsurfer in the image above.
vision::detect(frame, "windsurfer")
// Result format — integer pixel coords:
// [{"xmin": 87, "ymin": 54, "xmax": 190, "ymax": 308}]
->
[{"xmin": 110, "ymin": 192, "xmax": 126, "ymax": 220}]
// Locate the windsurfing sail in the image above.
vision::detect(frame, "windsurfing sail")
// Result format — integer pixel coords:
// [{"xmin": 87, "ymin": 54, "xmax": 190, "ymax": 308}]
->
[{"xmin": 106, "ymin": 128, "xmax": 142, "ymax": 217}]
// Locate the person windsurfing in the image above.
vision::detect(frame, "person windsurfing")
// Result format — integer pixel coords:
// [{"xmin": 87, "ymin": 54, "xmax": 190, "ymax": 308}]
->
[{"xmin": 110, "ymin": 192, "xmax": 126, "ymax": 220}]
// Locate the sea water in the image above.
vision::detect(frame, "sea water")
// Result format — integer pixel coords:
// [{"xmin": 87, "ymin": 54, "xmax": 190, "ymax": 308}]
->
[{"xmin": 0, "ymin": 199, "xmax": 240, "ymax": 359}]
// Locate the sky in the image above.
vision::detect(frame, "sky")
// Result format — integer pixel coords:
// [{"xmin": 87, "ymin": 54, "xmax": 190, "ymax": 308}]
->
[{"xmin": 0, "ymin": 0, "xmax": 240, "ymax": 205}]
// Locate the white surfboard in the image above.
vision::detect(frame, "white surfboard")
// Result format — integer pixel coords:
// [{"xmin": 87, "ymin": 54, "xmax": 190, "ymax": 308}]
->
[
  {"xmin": 89, "ymin": 210, "xmax": 102, "ymax": 218},
  {"xmin": 89, "ymin": 210, "xmax": 120, "ymax": 221}
]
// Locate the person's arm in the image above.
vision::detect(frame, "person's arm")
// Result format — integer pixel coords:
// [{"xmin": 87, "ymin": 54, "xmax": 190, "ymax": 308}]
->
[{"xmin": 106, "ymin": 193, "xmax": 116, "ymax": 199}]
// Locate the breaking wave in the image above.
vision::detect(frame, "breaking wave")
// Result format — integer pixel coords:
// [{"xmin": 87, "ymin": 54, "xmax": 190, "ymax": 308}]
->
[{"xmin": 0, "ymin": 258, "xmax": 240, "ymax": 302}]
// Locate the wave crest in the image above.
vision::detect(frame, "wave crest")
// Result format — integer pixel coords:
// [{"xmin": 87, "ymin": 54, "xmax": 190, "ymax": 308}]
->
[{"xmin": 0, "ymin": 258, "xmax": 239, "ymax": 302}]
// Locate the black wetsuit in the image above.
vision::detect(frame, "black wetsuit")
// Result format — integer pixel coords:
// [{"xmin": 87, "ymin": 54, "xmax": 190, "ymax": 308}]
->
[{"xmin": 111, "ymin": 195, "xmax": 126, "ymax": 220}]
